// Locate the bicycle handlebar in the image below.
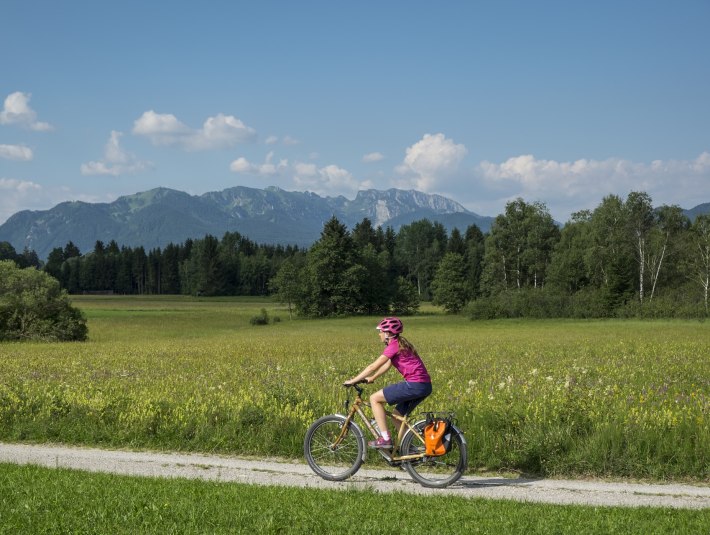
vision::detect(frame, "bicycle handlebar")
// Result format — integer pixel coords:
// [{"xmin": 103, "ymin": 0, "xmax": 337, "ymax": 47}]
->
[{"xmin": 343, "ymin": 379, "xmax": 369, "ymax": 396}]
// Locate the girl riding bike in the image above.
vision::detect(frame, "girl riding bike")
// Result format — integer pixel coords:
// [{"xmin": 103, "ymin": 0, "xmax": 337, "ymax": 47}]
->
[{"xmin": 343, "ymin": 317, "xmax": 432, "ymax": 449}]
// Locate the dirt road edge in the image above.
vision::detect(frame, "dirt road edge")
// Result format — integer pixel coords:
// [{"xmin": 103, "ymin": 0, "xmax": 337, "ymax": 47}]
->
[{"xmin": 1, "ymin": 442, "xmax": 708, "ymax": 509}]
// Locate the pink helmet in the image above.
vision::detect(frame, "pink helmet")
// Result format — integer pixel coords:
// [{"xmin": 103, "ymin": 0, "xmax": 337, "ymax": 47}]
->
[{"xmin": 376, "ymin": 317, "xmax": 403, "ymax": 335}]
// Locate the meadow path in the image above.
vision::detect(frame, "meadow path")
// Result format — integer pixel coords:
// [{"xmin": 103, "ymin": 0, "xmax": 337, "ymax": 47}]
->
[{"xmin": 1, "ymin": 442, "xmax": 709, "ymax": 510}]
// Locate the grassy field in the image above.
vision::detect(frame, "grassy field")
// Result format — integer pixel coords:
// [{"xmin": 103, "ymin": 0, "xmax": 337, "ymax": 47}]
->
[
  {"xmin": 0, "ymin": 295, "xmax": 709, "ymax": 480},
  {"xmin": 1, "ymin": 463, "xmax": 708, "ymax": 534}
]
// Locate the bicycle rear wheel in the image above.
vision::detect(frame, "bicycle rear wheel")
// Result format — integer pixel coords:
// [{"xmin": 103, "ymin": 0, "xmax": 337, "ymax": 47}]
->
[
  {"xmin": 400, "ymin": 420, "xmax": 467, "ymax": 488},
  {"xmin": 304, "ymin": 414, "xmax": 365, "ymax": 481}
]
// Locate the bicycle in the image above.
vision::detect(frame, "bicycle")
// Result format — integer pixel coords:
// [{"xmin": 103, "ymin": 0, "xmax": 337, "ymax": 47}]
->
[{"xmin": 304, "ymin": 380, "xmax": 467, "ymax": 488}]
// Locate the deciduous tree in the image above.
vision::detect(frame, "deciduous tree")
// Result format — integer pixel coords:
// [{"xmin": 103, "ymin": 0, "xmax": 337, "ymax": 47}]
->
[
  {"xmin": 0, "ymin": 260, "xmax": 87, "ymax": 341},
  {"xmin": 431, "ymin": 252, "xmax": 468, "ymax": 313}
]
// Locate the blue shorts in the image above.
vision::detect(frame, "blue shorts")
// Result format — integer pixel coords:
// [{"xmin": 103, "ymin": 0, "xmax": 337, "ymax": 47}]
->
[{"xmin": 383, "ymin": 381, "xmax": 432, "ymax": 416}]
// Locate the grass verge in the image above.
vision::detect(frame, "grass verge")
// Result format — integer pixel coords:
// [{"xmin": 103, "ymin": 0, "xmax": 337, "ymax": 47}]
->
[{"xmin": 0, "ymin": 463, "xmax": 708, "ymax": 534}]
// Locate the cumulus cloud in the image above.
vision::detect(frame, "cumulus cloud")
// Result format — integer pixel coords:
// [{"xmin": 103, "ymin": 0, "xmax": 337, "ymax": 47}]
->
[
  {"xmin": 0, "ymin": 92, "xmax": 53, "ymax": 131},
  {"xmin": 293, "ymin": 163, "xmax": 374, "ymax": 195},
  {"xmin": 0, "ymin": 178, "xmax": 43, "ymax": 223},
  {"xmin": 395, "ymin": 133, "xmax": 468, "ymax": 191},
  {"xmin": 0, "ymin": 179, "xmax": 113, "ymax": 224},
  {"xmin": 363, "ymin": 151, "xmax": 384, "ymax": 163},
  {"xmin": 230, "ymin": 152, "xmax": 371, "ymax": 197},
  {"xmin": 81, "ymin": 131, "xmax": 151, "ymax": 176},
  {"xmin": 229, "ymin": 151, "xmax": 289, "ymax": 176},
  {"xmin": 473, "ymin": 151, "xmax": 710, "ymax": 221},
  {"xmin": 294, "ymin": 161, "xmax": 318, "ymax": 176},
  {"xmin": 0, "ymin": 144, "xmax": 33, "ymax": 161},
  {"xmin": 263, "ymin": 135, "xmax": 299, "ymax": 146},
  {"xmin": 133, "ymin": 110, "xmax": 256, "ymax": 150}
]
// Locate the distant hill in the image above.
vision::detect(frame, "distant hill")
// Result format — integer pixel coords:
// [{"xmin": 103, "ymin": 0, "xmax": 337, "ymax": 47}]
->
[
  {"xmin": 684, "ymin": 203, "xmax": 710, "ymax": 221},
  {"xmin": 0, "ymin": 186, "xmax": 494, "ymax": 259}
]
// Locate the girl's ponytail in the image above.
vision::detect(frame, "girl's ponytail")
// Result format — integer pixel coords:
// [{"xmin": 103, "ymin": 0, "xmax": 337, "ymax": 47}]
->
[{"xmin": 395, "ymin": 334, "xmax": 419, "ymax": 357}]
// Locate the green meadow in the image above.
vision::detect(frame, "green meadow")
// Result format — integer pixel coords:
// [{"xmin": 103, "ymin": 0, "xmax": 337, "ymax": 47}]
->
[
  {"xmin": 1, "ymin": 463, "xmax": 708, "ymax": 535},
  {"xmin": 0, "ymin": 296, "xmax": 709, "ymax": 480}
]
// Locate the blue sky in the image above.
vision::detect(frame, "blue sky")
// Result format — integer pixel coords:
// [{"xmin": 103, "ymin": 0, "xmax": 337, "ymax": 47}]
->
[{"xmin": 1, "ymin": 0, "xmax": 709, "ymax": 225}]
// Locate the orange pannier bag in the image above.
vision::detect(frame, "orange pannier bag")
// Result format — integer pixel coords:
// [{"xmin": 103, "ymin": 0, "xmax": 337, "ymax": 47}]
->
[{"xmin": 424, "ymin": 418, "xmax": 449, "ymax": 456}]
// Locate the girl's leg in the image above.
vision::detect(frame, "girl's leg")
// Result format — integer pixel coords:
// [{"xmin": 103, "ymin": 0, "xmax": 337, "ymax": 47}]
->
[
  {"xmin": 369, "ymin": 390, "xmax": 389, "ymax": 439},
  {"xmin": 391, "ymin": 408, "xmax": 404, "ymax": 437}
]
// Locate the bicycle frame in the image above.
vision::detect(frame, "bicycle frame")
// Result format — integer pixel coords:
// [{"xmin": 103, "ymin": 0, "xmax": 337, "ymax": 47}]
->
[{"xmin": 334, "ymin": 383, "xmax": 426, "ymax": 463}]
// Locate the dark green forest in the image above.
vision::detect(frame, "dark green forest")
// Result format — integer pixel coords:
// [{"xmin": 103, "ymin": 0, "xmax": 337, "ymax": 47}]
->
[{"xmin": 3, "ymin": 192, "xmax": 709, "ymax": 318}]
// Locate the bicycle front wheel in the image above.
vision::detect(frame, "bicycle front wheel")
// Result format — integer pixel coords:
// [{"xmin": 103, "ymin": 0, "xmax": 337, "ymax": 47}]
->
[
  {"xmin": 400, "ymin": 420, "xmax": 468, "ymax": 488},
  {"xmin": 304, "ymin": 414, "xmax": 365, "ymax": 481}
]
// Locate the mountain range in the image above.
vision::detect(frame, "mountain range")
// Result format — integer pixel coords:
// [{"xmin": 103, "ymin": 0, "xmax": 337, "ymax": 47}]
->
[
  {"xmin": 0, "ymin": 186, "xmax": 494, "ymax": 259},
  {"xmin": 2, "ymin": 186, "xmax": 707, "ymax": 260}
]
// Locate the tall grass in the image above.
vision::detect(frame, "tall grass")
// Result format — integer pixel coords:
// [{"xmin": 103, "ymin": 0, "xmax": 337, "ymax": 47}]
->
[{"xmin": 0, "ymin": 296, "xmax": 708, "ymax": 480}]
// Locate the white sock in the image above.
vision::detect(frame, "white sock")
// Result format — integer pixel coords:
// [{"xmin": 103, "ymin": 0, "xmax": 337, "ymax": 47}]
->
[{"xmin": 381, "ymin": 431, "xmax": 390, "ymax": 441}]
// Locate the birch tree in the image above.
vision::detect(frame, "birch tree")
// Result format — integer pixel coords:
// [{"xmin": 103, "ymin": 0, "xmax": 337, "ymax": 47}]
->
[
  {"xmin": 683, "ymin": 214, "xmax": 710, "ymax": 313},
  {"xmin": 645, "ymin": 205, "xmax": 688, "ymax": 301},
  {"xmin": 625, "ymin": 191, "xmax": 654, "ymax": 304},
  {"xmin": 481, "ymin": 199, "xmax": 558, "ymax": 293}
]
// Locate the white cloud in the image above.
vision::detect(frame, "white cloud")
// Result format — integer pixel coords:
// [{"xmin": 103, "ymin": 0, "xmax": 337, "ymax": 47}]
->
[
  {"xmin": 0, "ymin": 179, "xmax": 115, "ymax": 225},
  {"xmin": 395, "ymin": 133, "xmax": 468, "ymax": 191},
  {"xmin": 229, "ymin": 151, "xmax": 288, "ymax": 176},
  {"xmin": 133, "ymin": 110, "xmax": 256, "ymax": 150},
  {"xmin": 0, "ymin": 92, "xmax": 53, "ymax": 131},
  {"xmin": 473, "ymin": 151, "xmax": 710, "ymax": 221},
  {"xmin": 263, "ymin": 135, "xmax": 299, "ymax": 146},
  {"xmin": 132, "ymin": 110, "xmax": 189, "ymax": 138},
  {"xmin": 294, "ymin": 161, "xmax": 317, "ymax": 176},
  {"xmin": 293, "ymin": 163, "xmax": 371, "ymax": 196},
  {"xmin": 0, "ymin": 144, "xmax": 33, "ymax": 161},
  {"xmin": 363, "ymin": 151, "xmax": 384, "ymax": 163},
  {"xmin": 81, "ymin": 131, "xmax": 151, "ymax": 176},
  {"xmin": 230, "ymin": 152, "xmax": 370, "ymax": 197},
  {"xmin": 0, "ymin": 177, "xmax": 41, "ymax": 194},
  {"xmin": 229, "ymin": 157, "xmax": 253, "ymax": 173},
  {"xmin": 0, "ymin": 178, "xmax": 43, "ymax": 224},
  {"xmin": 191, "ymin": 114, "xmax": 257, "ymax": 150}
]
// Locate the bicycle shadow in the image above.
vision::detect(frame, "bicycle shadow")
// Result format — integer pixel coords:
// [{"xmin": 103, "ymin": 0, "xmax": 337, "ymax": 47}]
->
[{"xmin": 455, "ymin": 476, "xmax": 543, "ymax": 489}]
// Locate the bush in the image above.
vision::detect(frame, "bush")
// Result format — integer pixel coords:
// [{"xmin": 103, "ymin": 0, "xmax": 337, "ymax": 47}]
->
[
  {"xmin": 466, "ymin": 285, "xmax": 710, "ymax": 321},
  {"xmin": 567, "ymin": 287, "xmax": 616, "ymax": 318},
  {"xmin": 615, "ymin": 286, "xmax": 708, "ymax": 319},
  {"xmin": 0, "ymin": 260, "xmax": 88, "ymax": 341},
  {"xmin": 466, "ymin": 288, "xmax": 571, "ymax": 320},
  {"xmin": 250, "ymin": 308, "xmax": 270, "ymax": 326}
]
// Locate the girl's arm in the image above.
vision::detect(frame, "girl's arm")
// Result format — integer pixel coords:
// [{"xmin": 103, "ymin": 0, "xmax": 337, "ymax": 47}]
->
[
  {"xmin": 366, "ymin": 357, "xmax": 392, "ymax": 383},
  {"xmin": 344, "ymin": 355, "xmax": 390, "ymax": 385}
]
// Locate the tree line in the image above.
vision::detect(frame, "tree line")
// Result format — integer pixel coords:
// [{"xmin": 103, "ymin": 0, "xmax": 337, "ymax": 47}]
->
[{"xmin": 2, "ymin": 190, "xmax": 708, "ymax": 318}]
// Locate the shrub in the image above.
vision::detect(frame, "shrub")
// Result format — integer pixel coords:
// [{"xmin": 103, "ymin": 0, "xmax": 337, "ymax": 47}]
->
[
  {"xmin": 466, "ymin": 288, "xmax": 571, "ymax": 320},
  {"xmin": 250, "ymin": 308, "xmax": 270, "ymax": 325},
  {"xmin": 615, "ymin": 286, "xmax": 708, "ymax": 319},
  {"xmin": 0, "ymin": 260, "xmax": 88, "ymax": 341}
]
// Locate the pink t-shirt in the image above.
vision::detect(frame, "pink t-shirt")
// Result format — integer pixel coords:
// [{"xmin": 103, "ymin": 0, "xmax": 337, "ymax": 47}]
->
[{"xmin": 383, "ymin": 338, "xmax": 431, "ymax": 383}]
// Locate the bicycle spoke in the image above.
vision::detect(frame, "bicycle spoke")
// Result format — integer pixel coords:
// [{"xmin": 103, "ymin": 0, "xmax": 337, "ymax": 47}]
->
[
  {"xmin": 304, "ymin": 415, "xmax": 364, "ymax": 480},
  {"xmin": 400, "ymin": 420, "xmax": 467, "ymax": 488}
]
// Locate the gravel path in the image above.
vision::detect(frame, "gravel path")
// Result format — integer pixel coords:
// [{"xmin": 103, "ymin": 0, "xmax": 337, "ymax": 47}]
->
[{"xmin": 1, "ymin": 442, "xmax": 709, "ymax": 510}]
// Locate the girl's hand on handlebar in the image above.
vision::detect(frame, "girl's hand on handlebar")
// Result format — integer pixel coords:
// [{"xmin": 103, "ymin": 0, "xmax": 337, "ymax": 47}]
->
[{"xmin": 342, "ymin": 378, "xmax": 368, "ymax": 387}]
